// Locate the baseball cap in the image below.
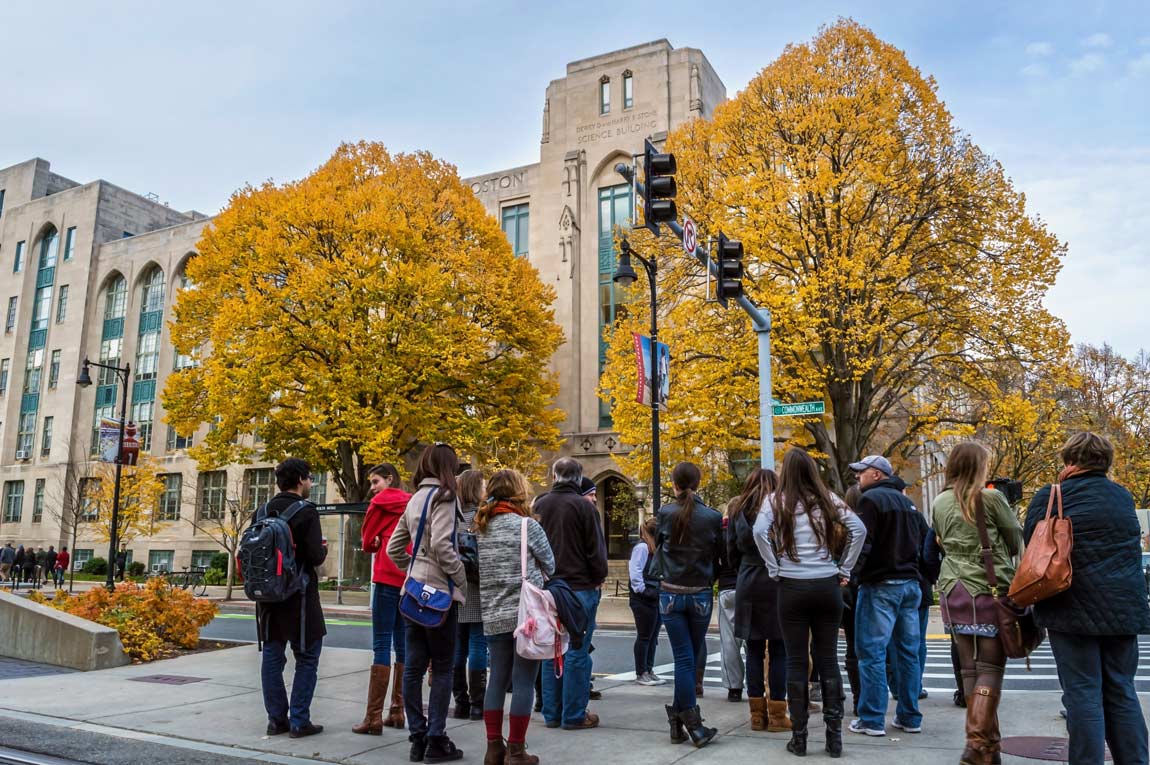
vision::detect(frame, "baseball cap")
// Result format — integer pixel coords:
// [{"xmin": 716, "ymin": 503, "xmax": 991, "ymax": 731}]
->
[
  {"xmin": 579, "ymin": 477, "xmax": 598, "ymax": 496},
  {"xmin": 849, "ymin": 455, "xmax": 893, "ymax": 477}
]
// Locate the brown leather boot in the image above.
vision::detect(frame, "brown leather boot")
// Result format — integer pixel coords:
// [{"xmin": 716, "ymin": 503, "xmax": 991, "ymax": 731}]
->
[
  {"xmin": 748, "ymin": 697, "xmax": 767, "ymax": 731},
  {"xmin": 767, "ymin": 699, "xmax": 792, "ymax": 732},
  {"xmin": 483, "ymin": 738, "xmax": 507, "ymax": 765},
  {"xmin": 352, "ymin": 664, "xmax": 389, "ymax": 735},
  {"xmin": 506, "ymin": 742, "xmax": 539, "ymax": 765},
  {"xmin": 960, "ymin": 686, "xmax": 1000, "ymax": 765},
  {"xmin": 383, "ymin": 662, "xmax": 405, "ymax": 728}
]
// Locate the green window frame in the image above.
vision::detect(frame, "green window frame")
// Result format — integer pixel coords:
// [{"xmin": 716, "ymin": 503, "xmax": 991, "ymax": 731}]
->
[
  {"xmin": 501, "ymin": 204, "xmax": 529, "ymax": 257},
  {"xmin": 41, "ymin": 416, "xmax": 52, "ymax": 456},
  {"xmin": 158, "ymin": 473, "xmax": 182, "ymax": 521},
  {"xmin": 14, "ymin": 241, "xmax": 24, "ymax": 273},
  {"xmin": 597, "ymin": 184, "xmax": 633, "ymax": 427},
  {"xmin": 32, "ymin": 478, "xmax": 44, "ymax": 523},
  {"xmin": 3, "ymin": 481, "xmax": 23, "ymax": 523},
  {"xmin": 63, "ymin": 227, "xmax": 76, "ymax": 261}
]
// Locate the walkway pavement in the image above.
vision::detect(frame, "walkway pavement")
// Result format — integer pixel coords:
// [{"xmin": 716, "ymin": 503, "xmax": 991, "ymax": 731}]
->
[{"xmin": 0, "ymin": 643, "xmax": 1124, "ymax": 764}]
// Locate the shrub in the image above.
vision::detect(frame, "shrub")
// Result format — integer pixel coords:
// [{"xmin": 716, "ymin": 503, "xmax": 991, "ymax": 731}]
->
[
  {"xmin": 29, "ymin": 578, "xmax": 218, "ymax": 662},
  {"xmin": 209, "ymin": 552, "xmax": 229, "ymax": 572},
  {"xmin": 127, "ymin": 561, "xmax": 146, "ymax": 577},
  {"xmin": 83, "ymin": 557, "xmax": 108, "ymax": 575},
  {"xmin": 203, "ymin": 569, "xmax": 226, "ymax": 586}
]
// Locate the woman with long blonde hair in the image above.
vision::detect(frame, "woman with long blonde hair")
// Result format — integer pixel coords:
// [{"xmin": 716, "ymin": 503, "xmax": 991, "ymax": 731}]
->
[
  {"xmin": 932, "ymin": 442, "xmax": 1021, "ymax": 765},
  {"xmin": 474, "ymin": 469, "xmax": 555, "ymax": 765}
]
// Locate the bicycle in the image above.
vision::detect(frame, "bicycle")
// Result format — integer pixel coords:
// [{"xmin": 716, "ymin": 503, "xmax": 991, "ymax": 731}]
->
[{"xmin": 165, "ymin": 566, "xmax": 209, "ymax": 597}]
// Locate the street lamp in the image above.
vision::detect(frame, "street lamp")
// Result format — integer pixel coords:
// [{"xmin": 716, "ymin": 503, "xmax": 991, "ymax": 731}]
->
[
  {"xmin": 613, "ymin": 238, "xmax": 661, "ymax": 518},
  {"xmin": 77, "ymin": 357, "xmax": 131, "ymax": 591}
]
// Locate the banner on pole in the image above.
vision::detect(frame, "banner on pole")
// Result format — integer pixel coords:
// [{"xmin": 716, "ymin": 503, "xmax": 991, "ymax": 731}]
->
[
  {"xmin": 97, "ymin": 418, "xmax": 120, "ymax": 463},
  {"xmin": 632, "ymin": 333, "xmax": 670, "ymax": 411}
]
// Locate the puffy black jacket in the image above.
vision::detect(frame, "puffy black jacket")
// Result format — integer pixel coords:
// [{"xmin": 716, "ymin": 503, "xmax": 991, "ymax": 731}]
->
[
  {"xmin": 854, "ymin": 478, "xmax": 923, "ymax": 586},
  {"xmin": 1024, "ymin": 472, "xmax": 1150, "ymax": 636},
  {"xmin": 652, "ymin": 497, "xmax": 723, "ymax": 590}
]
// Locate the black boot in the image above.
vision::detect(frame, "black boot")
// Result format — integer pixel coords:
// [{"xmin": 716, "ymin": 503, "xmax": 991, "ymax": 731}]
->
[
  {"xmin": 821, "ymin": 677, "xmax": 844, "ymax": 759},
  {"xmin": 468, "ymin": 670, "xmax": 487, "ymax": 721},
  {"xmin": 424, "ymin": 735, "xmax": 464, "ymax": 763},
  {"xmin": 845, "ymin": 657, "xmax": 860, "ymax": 717},
  {"xmin": 677, "ymin": 706, "xmax": 717, "ymax": 748},
  {"xmin": 451, "ymin": 665, "xmax": 469, "ymax": 719},
  {"xmin": 409, "ymin": 733, "xmax": 428, "ymax": 762},
  {"xmin": 786, "ymin": 680, "xmax": 808, "ymax": 756},
  {"xmin": 664, "ymin": 704, "xmax": 687, "ymax": 744}
]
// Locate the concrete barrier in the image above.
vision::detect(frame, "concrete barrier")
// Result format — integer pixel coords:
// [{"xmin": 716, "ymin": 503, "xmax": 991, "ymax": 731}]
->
[{"xmin": 0, "ymin": 590, "xmax": 130, "ymax": 670}]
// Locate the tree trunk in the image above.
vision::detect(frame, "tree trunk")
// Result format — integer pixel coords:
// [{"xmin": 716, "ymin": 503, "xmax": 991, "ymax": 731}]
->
[{"xmin": 225, "ymin": 547, "xmax": 236, "ymax": 601}]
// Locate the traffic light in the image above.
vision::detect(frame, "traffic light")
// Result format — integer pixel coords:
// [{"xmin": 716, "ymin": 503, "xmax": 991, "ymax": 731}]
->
[
  {"xmin": 642, "ymin": 138, "xmax": 677, "ymax": 234},
  {"xmin": 715, "ymin": 232, "xmax": 745, "ymax": 306},
  {"xmin": 986, "ymin": 477, "xmax": 1024, "ymax": 506}
]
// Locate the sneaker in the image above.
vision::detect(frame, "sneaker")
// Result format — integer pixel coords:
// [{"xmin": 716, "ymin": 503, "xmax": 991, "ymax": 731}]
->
[
  {"xmin": 892, "ymin": 720, "xmax": 922, "ymax": 734},
  {"xmin": 849, "ymin": 719, "xmax": 886, "ymax": 737},
  {"xmin": 919, "ymin": 689, "xmax": 929, "ymax": 700},
  {"xmin": 636, "ymin": 673, "xmax": 659, "ymax": 686},
  {"xmin": 649, "ymin": 673, "xmax": 668, "ymax": 686}
]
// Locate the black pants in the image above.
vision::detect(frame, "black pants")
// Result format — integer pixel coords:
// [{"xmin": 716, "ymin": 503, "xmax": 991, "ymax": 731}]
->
[
  {"xmin": 629, "ymin": 593, "xmax": 660, "ymax": 675},
  {"xmin": 404, "ymin": 606, "xmax": 458, "ymax": 739},
  {"xmin": 746, "ymin": 638, "xmax": 787, "ymax": 700},
  {"xmin": 778, "ymin": 576, "xmax": 844, "ymax": 689}
]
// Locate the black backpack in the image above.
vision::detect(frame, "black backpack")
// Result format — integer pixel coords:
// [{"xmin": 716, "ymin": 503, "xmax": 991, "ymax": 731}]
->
[{"xmin": 239, "ymin": 500, "xmax": 309, "ymax": 603}]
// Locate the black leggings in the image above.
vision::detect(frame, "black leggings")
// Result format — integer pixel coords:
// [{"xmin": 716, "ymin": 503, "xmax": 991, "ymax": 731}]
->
[
  {"xmin": 778, "ymin": 576, "xmax": 844, "ymax": 688},
  {"xmin": 746, "ymin": 638, "xmax": 787, "ymax": 700}
]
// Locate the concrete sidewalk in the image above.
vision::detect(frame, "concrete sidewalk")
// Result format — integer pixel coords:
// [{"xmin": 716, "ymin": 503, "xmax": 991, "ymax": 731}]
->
[{"xmin": 0, "ymin": 643, "xmax": 1114, "ymax": 764}]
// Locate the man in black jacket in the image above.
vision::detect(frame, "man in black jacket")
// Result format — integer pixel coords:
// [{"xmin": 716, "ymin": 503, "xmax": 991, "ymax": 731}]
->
[
  {"xmin": 258, "ymin": 458, "xmax": 328, "ymax": 739},
  {"xmin": 535, "ymin": 457, "xmax": 608, "ymax": 730},
  {"xmin": 849, "ymin": 455, "xmax": 924, "ymax": 738}
]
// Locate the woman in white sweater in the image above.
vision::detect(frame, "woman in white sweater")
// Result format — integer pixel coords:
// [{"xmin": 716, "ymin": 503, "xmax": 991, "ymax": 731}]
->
[
  {"xmin": 753, "ymin": 448, "xmax": 865, "ymax": 759},
  {"xmin": 475, "ymin": 469, "xmax": 555, "ymax": 765}
]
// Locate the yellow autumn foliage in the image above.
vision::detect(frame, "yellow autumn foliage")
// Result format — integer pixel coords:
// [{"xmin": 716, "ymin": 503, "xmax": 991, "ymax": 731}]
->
[{"xmin": 85, "ymin": 454, "xmax": 167, "ymax": 543}]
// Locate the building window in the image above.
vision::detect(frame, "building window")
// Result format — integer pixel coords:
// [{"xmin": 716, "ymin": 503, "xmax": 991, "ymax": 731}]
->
[
  {"xmin": 56, "ymin": 285, "xmax": 68, "ymax": 323},
  {"xmin": 104, "ymin": 276, "xmax": 127, "ymax": 321},
  {"xmin": 32, "ymin": 479, "xmax": 44, "ymax": 523},
  {"xmin": 72, "ymin": 549, "xmax": 93, "ymax": 570},
  {"xmin": 48, "ymin": 350, "xmax": 60, "ymax": 388},
  {"xmin": 31, "ymin": 286, "xmax": 52, "ymax": 332},
  {"xmin": 198, "ymin": 470, "xmax": 227, "ymax": 521},
  {"xmin": 0, "ymin": 189, "xmax": 5, "ymax": 217},
  {"xmin": 158, "ymin": 473, "xmax": 182, "ymax": 522},
  {"xmin": 243, "ymin": 468, "xmax": 275, "ymax": 512},
  {"xmin": 132, "ymin": 400, "xmax": 154, "ymax": 452},
  {"xmin": 5, "ymin": 296, "xmax": 15, "ymax": 332},
  {"xmin": 3, "ymin": 481, "xmax": 23, "ymax": 523},
  {"xmin": 501, "ymin": 204, "xmax": 530, "ymax": 258},
  {"xmin": 623, "ymin": 70, "xmax": 633, "ymax": 109},
  {"xmin": 41, "ymin": 416, "xmax": 53, "ymax": 456},
  {"xmin": 311, "ymin": 472, "xmax": 327, "ymax": 505},
  {"xmin": 190, "ymin": 550, "xmax": 217, "ymax": 570},
  {"xmin": 0, "ymin": 358, "xmax": 8, "ymax": 394},
  {"xmin": 14, "ymin": 241, "xmax": 25, "ymax": 272},
  {"xmin": 63, "ymin": 227, "xmax": 76, "ymax": 261},
  {"xmin": 598, "ymin": 184, "xmax": 633, "ymax": 427},
  {"xmin": 141, "ymin": 267, "xmax": 165, "ymax": 313},
  {"xmin": 166, "ymin": 425, "xmax": 193, "ymax": 451},
  {"xmin": 147, "ymin": 550, "xmax": 174, "ymax": 574},
  {"xmin": 599, "ymin": 76, "xmax": 610, "ymax": 115},
  {"xmin": 23, "ymin": 348, "xmax": 44, "ymax": 396},
  {"xmin": 80, "ymin": 478, "xmax": 100, "ymax": 520},
  {"xmin": 16, "ymin": 412, "xmax": 36, "ymax": 456},
  {"xmin": 135, "ymin": 331, "xmax": 160, "ymax": 380},
  {"xmin": 38, "ymin": 228, "xmax": 59, "ymax": 269}
]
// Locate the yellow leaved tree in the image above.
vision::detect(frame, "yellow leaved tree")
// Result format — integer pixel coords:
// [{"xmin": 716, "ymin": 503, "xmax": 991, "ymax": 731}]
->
[
  {"xmin": 601, "ymin": 19, "xmax": 1068, "ymax": 493},
  {"xmin": 163, "ymin": 142, "xmax": 565, "ymax": 501},
  {"xmin": 86, "ymin": 454, "xmax": 167, "ymax": 544}
]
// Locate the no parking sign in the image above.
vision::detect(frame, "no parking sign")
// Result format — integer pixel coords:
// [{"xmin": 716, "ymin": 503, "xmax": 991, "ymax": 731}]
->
[{"xmin": 681, "ymin": 216, "xmax": 697, "ymax": 256}]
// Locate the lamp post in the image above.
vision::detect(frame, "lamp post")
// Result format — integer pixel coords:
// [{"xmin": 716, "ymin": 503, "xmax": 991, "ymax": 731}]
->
[
  {"xmin": 76, "ymin": 357, "xmax": 130, "ymax": 591},
  {"xmin": 613, "ymin": 238, "xmax": 661, "ymax": 519}
]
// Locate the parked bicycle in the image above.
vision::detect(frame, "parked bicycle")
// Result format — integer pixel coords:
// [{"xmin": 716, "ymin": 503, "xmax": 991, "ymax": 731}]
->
[{"xmin": 164, "ymin": 566, "xmax": 208, "ymax": 597}]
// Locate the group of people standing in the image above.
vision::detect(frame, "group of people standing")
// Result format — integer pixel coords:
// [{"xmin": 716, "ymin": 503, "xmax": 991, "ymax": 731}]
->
[{"xmin": 0, "ymin": 542, "xmax": 69, "ymax": 589}]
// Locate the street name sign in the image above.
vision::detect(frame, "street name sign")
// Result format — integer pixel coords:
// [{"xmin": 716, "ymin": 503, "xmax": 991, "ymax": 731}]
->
[{"xmin": 772, "ymin": 401, "xmax": 826, "ymax": 417}]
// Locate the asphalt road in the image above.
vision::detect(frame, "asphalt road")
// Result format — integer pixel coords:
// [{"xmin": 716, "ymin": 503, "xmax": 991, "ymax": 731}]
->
[{"xmin": 201, "ymin": 610, "xmax": 1150, "ymax": 694}]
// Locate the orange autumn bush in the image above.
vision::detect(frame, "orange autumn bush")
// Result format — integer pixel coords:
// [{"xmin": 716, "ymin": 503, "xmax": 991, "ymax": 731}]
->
[{"xmin": 29, "ymin": 578, "xmax": 217, "ymax": 662}]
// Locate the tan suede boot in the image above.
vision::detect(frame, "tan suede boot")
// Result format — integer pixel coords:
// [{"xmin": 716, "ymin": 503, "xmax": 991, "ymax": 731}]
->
[
  {"xmin": 748, "ymin": 697, "xmax": 767, "ymax": 731},
  {"xmin": 767, "ymin": 699, "xmax": 792, "ymax": 732}
]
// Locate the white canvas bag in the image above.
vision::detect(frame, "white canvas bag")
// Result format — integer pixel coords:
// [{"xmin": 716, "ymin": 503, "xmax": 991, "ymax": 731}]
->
[{"xmin": 513, "ymin": 517, "xmax": 569, "ymax": 663}]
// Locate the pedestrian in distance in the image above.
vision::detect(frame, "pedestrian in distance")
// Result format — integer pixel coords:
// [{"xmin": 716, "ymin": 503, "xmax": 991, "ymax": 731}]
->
[
  {"xmin": 653, "ymin": 461, "xmax": 723, "ymax": 748},
  {"xmin": 1024, "ymin": 432, "xmax": 1150, "ymax": 765},
  {"xmin": 534, "ymin": 458, "xmax": 608, "ymax": 731},
  {"xmin": 452, "ymin": 469, "xmax": 489, "ymax": 721},
  {"xmin": 115, "ymin": 544, "xmax": 128, "ymax": 581},
  {"xmin": 931, "ymin": 442, "xmax": 1021, "ymax": 765},
  {"xmin": 849, "ymin": 454, "xmax": 926, "ymax": 738},
  {"xmin": 353, "ymin": 463, "xmax": 412, "ymax": 735},
  {"xmin": 54, "ymin": 546, "xmax": 70, "ymax": 589},
  {"xmin": 20, "ymin": 547, "xmax": 36, "ymax": 590},
  {"xmin": 45, "ymin": 546, "xmax": 58, "ymax": 586},
  {"xmin": 11, "ymin": 544, "xmax": 26, "ymax": 589},
  {"xmin": 257, "ymin": 458, "xmax": 328, "ymax": 739},
  {"xmin": 34, "ymin": 546, "xmax": 49, "ymax": 588},
  {"xmin": 716, "ymin": 502, "xmax": 744, "ymax": 702},
  {"xmin": 0, "ymin": 542, "xmax": 14, "ymax": 583},
  {"xmin": 628, "ymin": 516, "xmax": 665, "ymax": 686},
  {"xmin": 387, "ymin": 443, "xmax": 468, "ymax": 763},
  {"xmin": 755, "ymin": 448, "xmax": 865, "ymax": 758},
  {"xmin": 475, "ymin": 468, "xmax": 556, "ymax": 765},
  {"xmin": 728, "ymin": 468, "xmax": 791, "ymax": 733}
]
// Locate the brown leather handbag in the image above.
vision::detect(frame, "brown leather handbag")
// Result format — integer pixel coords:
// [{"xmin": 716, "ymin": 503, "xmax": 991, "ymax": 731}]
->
[
  {"xmin": 1007, "ymin": 483, "xmax": 1073, "ymax": 608},
  {"xmin": 974, "ymin": 497, "xmax": 1045, "ymax": 661}
]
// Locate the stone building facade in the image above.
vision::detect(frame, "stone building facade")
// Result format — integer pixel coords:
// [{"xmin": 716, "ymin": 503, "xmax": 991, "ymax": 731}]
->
[{"xmin": 0, "ymin": 39, "xmax": 723, "ymax": 571}]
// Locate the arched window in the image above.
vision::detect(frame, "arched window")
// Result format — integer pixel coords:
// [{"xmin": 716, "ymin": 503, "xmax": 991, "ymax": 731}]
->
[
  {"xmin": 141, "ymin": 267, "xmax": 165, "ymax": 313},
  {"xmin": 103, "ymin": 276, "xmax": 127, "ymax": 320},
  {"xmin": 37, "ymin": 227, "xmax": 59, "ymax": 270}
]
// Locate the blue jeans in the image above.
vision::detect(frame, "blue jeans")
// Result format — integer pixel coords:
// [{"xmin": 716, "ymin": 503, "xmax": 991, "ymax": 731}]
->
[
  {"xmin": 454, "ymin": 621, "xmax": 488, "ymax": 672},
  {"xmin": 659, "ymin": 591, "xmax": 713, "ymax": 711},
  {"xmin": 856, "ymin": 580, "xmax": 922, "ymax": 729},
  {"xmin": 887, "ymin": 605, "xmax": 930, "ymax": 696},
  {"xmin": 1049, "ymin": 630, "xmax": 1149, "ymax": 765},
  {"xmin": 542, "ymin": 588, "xmax": 600, "ymax": 726},
  {"xmin": 261, "ymin": 638, "xmax": 322, "ymax": 729},
  {"xmin": 404, "ymin": 606, "xmax": 457, "ymax": 738},
  {"xmin": 371, "ymin": 583, "xmax": 405, "ymax": 666}
]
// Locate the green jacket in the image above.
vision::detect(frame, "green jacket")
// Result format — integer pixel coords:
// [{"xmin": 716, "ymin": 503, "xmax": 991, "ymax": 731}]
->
[{"xmin": 931, "ymin": 488, "xmax": 1022, "ymax": 598}]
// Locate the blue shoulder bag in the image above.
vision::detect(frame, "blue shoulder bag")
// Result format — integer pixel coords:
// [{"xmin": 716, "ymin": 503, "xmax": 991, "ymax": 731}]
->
[{"xmin": 399, "ymin": 489, "xmax": 456, "ymax": 628}]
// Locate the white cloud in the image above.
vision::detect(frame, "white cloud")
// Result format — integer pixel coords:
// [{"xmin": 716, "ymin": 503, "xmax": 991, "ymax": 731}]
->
[
  {"xmin": 1069, "ymin": 53, "xmax": 1106, "ymax": 74},
  {"xmin": 1021, "ymin": 62, "xmax": 1048, "ymax": 77},
  {"xmin": 1026, "ymin": 41, "xmax": 1055, "ymax": 56},
  {"xmin": 1081, "ymin": 32, "xmax": 1113, "ymax": 48},
  {"xmin": 1129, "ymin": 53, "xmax": 1150, "ymax": 77}
]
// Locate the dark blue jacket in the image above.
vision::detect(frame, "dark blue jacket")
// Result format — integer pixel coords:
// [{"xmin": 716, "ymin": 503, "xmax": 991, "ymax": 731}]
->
[{"xmin": 1024, "ymin": 472, "xmax": 1150, "ymax": 636}]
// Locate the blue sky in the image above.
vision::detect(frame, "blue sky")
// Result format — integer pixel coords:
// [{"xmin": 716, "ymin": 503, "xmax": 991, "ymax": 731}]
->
[{"xmin": 2, "ymin": 1, "xmax": 1147, "ymax": 354}]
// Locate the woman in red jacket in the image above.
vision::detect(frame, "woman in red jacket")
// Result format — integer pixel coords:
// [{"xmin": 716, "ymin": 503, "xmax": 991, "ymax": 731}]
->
[{"xmin": 353, "ymin": 463, "xmax": 411, "ymax": 735}]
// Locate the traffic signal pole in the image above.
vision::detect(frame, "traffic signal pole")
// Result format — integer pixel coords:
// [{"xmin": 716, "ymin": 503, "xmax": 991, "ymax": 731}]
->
[{"xmin": 616, "ymin": 162, "xmax": 775, "ymax": 470}]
